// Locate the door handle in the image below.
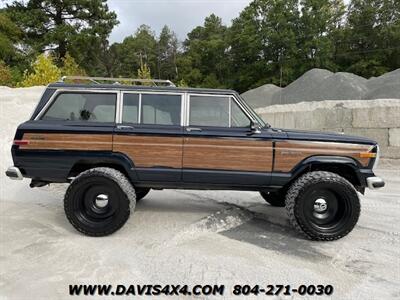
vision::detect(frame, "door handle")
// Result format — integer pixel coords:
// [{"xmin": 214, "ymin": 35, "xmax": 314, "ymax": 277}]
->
[
  {"xmin": 117, "ymin": 125, "xmax": 134, "ymax": 130},
  {"xmin": 186, "ymin": 127, "xmax": 202, "ymax": 132}
]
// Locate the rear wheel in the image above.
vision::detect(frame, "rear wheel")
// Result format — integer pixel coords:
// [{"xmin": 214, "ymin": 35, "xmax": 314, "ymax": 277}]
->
[
  {"xmin": 260, "ymin": 191, "xmax": 285, "ymax": 207},
  {"xmin": 135, "ymin": 188, "xmax": 151, "ymax": 202},
  {"xmin": 286, "ymin": 171, "xmax": 360, "ymax": 241},
  {"xmin": 64, "ymin": 167, "xmax": 136, "ymax": 236}
]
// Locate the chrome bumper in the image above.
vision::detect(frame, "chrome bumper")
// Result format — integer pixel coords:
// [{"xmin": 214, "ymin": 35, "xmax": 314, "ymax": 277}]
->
[
  {"xmin": 366, "ymin": 176, "xmax": 385, "ymax": 189},
  {"xmin": 5, "ymin": 166, "xmax": 23, "ymax": 180}
]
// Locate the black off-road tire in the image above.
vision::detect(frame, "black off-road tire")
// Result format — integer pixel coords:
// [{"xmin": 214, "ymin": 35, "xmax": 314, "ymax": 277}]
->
[
  {"xmin": 64, "ymin": 167, "xmax": 136, "ymax": 237},
  {"xmin": 260, "ymin": 191, "xmax": 286, "ymax": 207},
  {"xmin": 135, "ymin": 188, "xmax": 151, "ymax": 202},
  {"xmin": 285, "ymin": 171, "xmax": 360, "ymax": 241}
]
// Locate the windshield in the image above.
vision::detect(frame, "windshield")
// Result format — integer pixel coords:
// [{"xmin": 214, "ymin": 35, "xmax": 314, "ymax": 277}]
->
[{"xmin": 234, "ymin": 94, "xmax": 268, "ymax": 128}]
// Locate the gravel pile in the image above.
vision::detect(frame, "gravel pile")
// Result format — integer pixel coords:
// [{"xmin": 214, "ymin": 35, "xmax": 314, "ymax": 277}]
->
[
  {"xmin": 242, "ymin": 68, "xmax": 400, "ymax": 108},
  {"xmin": 240, "ymin": 84, "xmax": 281, "ymax": 108}
]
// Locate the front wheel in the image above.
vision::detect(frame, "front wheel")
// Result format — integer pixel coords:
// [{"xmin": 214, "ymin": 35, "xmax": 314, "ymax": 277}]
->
[
  {"xmin": 64, "ymin": 167, "xmax": 136, "ymax": 236},
  {"xmin": 285, "ymin": 171, "xmax": 360, "ymax": 241}
]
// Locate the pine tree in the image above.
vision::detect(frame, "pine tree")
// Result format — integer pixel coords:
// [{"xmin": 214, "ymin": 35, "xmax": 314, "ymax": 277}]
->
[{"xmin": 6, "ymin": 0, "xmax": 118, "ymax": 65}]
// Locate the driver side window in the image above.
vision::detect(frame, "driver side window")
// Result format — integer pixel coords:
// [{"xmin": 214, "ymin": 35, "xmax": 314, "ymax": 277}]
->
[{"xmin": 189, "ymin": 95, "xmax": 250, "ymax": 128}]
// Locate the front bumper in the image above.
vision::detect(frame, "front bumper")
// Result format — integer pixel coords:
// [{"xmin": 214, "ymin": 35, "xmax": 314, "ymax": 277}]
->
[
  {"xmin": 5, "ymin": 166, "xmax": 23, "ymax": 180},
  {"xmin": 366, "ymin": 176, "xmax": 385, "ymax": 189}
]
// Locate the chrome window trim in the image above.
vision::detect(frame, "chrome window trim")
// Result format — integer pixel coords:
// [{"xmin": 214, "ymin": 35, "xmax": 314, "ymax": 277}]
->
[
  {"xmin": 121, "ymin": 90, "xmax": 185, "ymax": 126},
  {"xmin": 29, "ymin": 84, "xmax": 49, "ymax": 120},
  {"xmin": 116, "ymin": 91, "xmax": 122, "ymax": 124},
  {"xmin": 34, "ymin": 88, "xmax": 120, "ymax": 122},
  {"xmin": 187, "ymin": 93, "xmax": 252, "ymax": 128}
]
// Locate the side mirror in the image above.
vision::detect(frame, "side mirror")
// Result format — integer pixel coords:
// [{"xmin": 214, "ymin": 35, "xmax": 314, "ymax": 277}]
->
[{"xmin": 250, "ymin": 120, "xmax": 262, "ymax": 134}]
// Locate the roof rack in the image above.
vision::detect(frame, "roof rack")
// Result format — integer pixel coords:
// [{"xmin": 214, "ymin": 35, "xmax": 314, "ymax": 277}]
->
[{"xmin": 59, "ymin": 76, "xmax": 176, "ymax": 87}]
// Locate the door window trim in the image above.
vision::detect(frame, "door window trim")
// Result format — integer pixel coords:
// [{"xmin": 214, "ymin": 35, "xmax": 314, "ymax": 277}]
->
[
  {"xmin": 186, "ymin": 93, "xmax": 252, "ymax": 128},
  {"xmin": 120, "ymin": 91, "xmax": 185, "ymax": 126},
  {"xmin": 35, "ymin": 88, "xmax": 121, "ymax": 122}
]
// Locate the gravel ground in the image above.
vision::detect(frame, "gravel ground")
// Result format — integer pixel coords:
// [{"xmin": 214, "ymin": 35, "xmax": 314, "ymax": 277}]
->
[{"xmin": 0, "ymin": 166, "xmax": 399, "ymax": 300}]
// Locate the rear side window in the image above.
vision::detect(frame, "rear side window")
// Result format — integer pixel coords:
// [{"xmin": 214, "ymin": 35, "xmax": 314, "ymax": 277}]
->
[
  {"xmin": 122, "ymin": 93, "xmax": 181, "ymax": 126},
  {"xmin": 41, "ymin": 92, "xmax": 117, "ymax": 123}
]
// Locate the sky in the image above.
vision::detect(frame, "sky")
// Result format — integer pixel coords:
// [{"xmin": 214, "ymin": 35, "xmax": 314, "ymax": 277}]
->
[{"xmin": 107, "ymin": 0, "xmax": 252, "ymax": 43}]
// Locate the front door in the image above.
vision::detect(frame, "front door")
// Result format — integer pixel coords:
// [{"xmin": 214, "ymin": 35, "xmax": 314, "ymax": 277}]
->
[
  {"xmin": 113, "ymin": 92, "xmax": 184, "ymax": 182},
  {"xmin": 182, "ymin": 94, "xmax": 273, "ymax": 186}
]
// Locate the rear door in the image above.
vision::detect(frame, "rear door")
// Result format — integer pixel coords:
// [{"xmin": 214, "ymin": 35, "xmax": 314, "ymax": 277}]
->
[
  {"xmin": 113, "ymin": 91, "xmax": 184, "ymax": 182},
  {"xmin": 182, "ymin": 94, "xmax": 273, "ymax": 186}
]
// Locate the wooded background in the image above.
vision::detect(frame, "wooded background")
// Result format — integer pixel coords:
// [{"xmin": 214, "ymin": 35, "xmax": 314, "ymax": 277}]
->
[{"xmin": 0, "ymin": 0, "xmax": 399, "ymax": 91}]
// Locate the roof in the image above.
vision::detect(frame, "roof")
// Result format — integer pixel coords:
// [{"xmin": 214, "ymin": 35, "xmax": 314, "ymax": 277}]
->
[{"xmin": 47, "ymin": 82, "xmax": 237, "ymax": 95}]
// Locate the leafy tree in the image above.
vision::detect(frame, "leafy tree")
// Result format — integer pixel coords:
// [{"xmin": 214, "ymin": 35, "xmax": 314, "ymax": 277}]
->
[
  {"xmin": 137, "ymin": 60, "xmax": 152, "ymax": 86},
  {"xmin": 0, "ymin": 60, "xmax": 13, "ymax": 86},
  {"xmin": 343, "ymin": 0, "xmax": 400, "ymax": 77},
  {"xmin": 19, "ymin": 53, "xmax": 60, "ymax": 87},
  {"xmin": 112, "ymin": 25, "xmax": 157, "ymax": 78},
  {"xmin": 178, "ymin": 14, "xmax": 229, "ymax": 88},
  {"xmin": 0, "ymin": 11, "xmax": 22, "ymax": 64},
  {"xmin": 228, "ymin": 0, "xmax": 299, "ymax": 92},
  {"xmin": 6, "ymin": 0, "xmax": 118, "ymax": 65},
  {"xmin": 157, "ymin": 25, "xmax": 178, "ymax": 80},
  {"xmin": 61, "ymin": 53, "xmax": 86, "ymax": 76},
  {"xmin": 297, "ymin": 0, "xmax": 346, "ymax": 73},
  {"xmin": 137, "ymin": 61, "xmax": 151, "ymax": 80}
]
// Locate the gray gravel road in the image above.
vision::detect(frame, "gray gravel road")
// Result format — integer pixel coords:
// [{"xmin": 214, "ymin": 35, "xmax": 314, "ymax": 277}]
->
[{"xmin": 0, "ymin": 166, "xmax": 399, "ymax": 300}]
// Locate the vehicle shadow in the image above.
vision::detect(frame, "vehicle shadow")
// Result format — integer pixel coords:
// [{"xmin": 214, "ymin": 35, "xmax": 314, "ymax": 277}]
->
[{"xmin": 216, "ymin": 204, "xmax": 332, "ymax": 261}]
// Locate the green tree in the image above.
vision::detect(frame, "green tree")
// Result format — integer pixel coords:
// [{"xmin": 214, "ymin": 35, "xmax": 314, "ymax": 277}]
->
[
  {"xmin": 342, "ymin": 0, "xmax": 400, "ymax": 77},
  {"xmin": 61, "ymin": 53, "xmax": 86, "ymax": 76},
  {"xmin": 178, "ymin": 14, "xmax": 229, "ymax": 88},
  {"xmin": 0, "ymin": 11, "xmax": 22, "ymax": 64},
  {"xmin": 19, "ymin": 53, "xmax": 60, "ymax": 87},
  {"xmin": 137, "ymin": 60, "xmax": 152, "ymax": 86},
  {"xmin": 137, "ymin": 61, "xmax": 151, "ymax": 79},
  {"xmin": 157, "ymin": 25, "xmax": 178, "ymax": 80},
  {"xmin": 6, "ymin": 0, "xmax": 118, "ymax": 65},
  {"xmin": 0, "ymin": 60, "xmax": 13, "ymax": 86},
  {"xmin": 297, "ymin": 0, "xmax": 346, "ymax": 73},
  {"xmin": 228, "ymin": 0, "xmax": 299, "ymax": 92},
  {"xmin": 112, "ymin": 25, "xmax": 157, "ymax": 78}
]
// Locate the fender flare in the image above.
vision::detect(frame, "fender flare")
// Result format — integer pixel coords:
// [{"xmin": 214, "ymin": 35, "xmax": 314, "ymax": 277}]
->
[
  {"xmin": 70, "ymin": 152, "xmax": 138, "ymax": 181},
  {"xmin": 290, "ymin": 155, "xmax": 364, "ymax": 186}
]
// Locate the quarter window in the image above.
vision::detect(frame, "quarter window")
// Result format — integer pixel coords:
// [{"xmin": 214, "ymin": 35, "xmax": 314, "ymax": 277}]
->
[
  {"xmin": 122, "ymin": 93, "xmax": 139, "ymax": 123},
  {"xmin": 42, "ymin": 92, "xmax": 116, "ymax": 123}
]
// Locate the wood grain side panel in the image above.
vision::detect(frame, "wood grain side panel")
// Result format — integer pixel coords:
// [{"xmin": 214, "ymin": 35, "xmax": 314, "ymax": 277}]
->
[
  {"xmin": 20, "ymin": 133, "xmax": 112, "ymax": 151},
  {"xmin": 113, "ymin": 135, "xmax": 183, "ymax": 168},
  {"xmin": 183, "ymin": 137, "xmax": 273, "ymax": 172},
  {"xmin": 274, "ymin": 141, "xmax": 373, "ymax": 172}
]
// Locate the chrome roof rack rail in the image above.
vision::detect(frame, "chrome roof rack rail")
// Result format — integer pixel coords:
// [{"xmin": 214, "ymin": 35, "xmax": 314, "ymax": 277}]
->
[{"xmin": 59, "ymin": 76, "xmax": 176, "ymax": 87}]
